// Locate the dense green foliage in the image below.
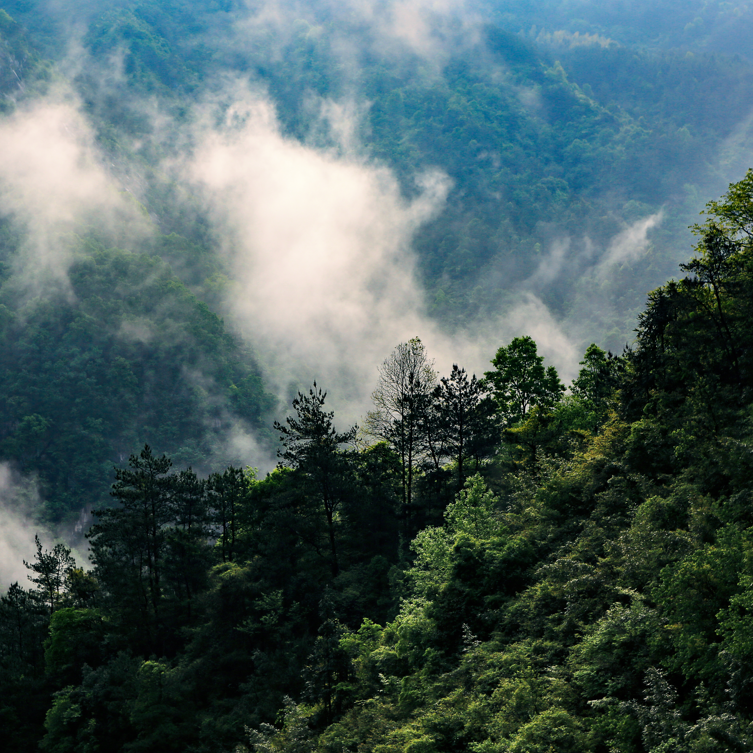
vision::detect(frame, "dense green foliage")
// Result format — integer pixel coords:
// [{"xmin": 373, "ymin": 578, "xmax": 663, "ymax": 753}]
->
[
  {"xmin": 0, "ymin": 240, "xmax": 276, "ymax": 523},
  {"xmin": 0, "ymin": 8, "xmax": 50, "ymax": 107},
  {"xmin": 2, "ymin": 3, "xmax": 753, "ymax": 750},
  {"xmin": 491, "ymin": 0, "xmax": 753, "ymax": 57},
  {"xmin": 0, "ymin": 0, "xmax": 751, "ymax": 524},
  {"xmin": 3, "ymin": 173, "xmax": 753, "ymax": 751},
  {"xmin": 1, "ymin": 0, "xmax": 752, "ymax": 336}
]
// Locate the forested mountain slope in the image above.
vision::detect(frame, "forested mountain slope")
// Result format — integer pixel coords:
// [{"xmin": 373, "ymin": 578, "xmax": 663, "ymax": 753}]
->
[
  {"xmin": 2, "ymin": 5, "xmax": 753, "ymax": 748},
  {"xmin": 0, "ymin": 244, "xmax": 275, "ymax": 523},
  {"xmin": 1, "ymin": 0, "xmax": 753, "ymax": 528},
  {"xmin": 1, "ymin": 173, "xmax": 753, "ymax": 753},
  {"xmin": 2, "ymin": 0, "xmax": 752, "ymax": 330},
  {"xmin": 489, "ymin": 0, "xmax": 753, "ymax": 59}
]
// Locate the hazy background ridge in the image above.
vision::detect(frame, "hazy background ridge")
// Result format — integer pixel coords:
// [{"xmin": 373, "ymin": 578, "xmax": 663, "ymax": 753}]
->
[{"xmin": 0, "ymin": 0, "xmax": 752, "ymax": 574}]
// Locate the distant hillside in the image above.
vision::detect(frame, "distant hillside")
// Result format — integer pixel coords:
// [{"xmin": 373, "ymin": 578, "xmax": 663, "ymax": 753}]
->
[
  {"xmin": 0, "ymin": 1, "xmax": 751, "ymax": 343},
  {"xmin": 0, "ymin": 0, "xmax": 752, "ymax": 519},
  {"xmin": 2, "ymin": 170, "xmax": 753, "ymax": 753}
]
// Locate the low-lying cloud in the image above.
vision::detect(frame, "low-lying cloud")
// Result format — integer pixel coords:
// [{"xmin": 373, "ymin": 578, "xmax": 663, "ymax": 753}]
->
[
  {"xmin": 186, "ymin": 90, "xmax": 581, "ymax": 419},
  {"xmin": 188, "ymin": 94, "xmax": 451, "ymax": 416},
  {"xmin": 0, "ymin": 96, "xmax": 149, "ymax": 297},
  {"xmin": 596, "ymin": 211, "xmax": 664, "ymax": 280},
  {"xmin": 0, "ymin": 463, "xmax": 47, "ymax": 589},
  {"xmin": 233, "ymin": 0, "xmax": 480, "ymax": 67}
]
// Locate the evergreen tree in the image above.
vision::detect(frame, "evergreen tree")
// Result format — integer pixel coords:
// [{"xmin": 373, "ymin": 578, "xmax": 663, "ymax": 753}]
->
[
  {"xmin": 207, "ymin": 466, "xmax": 249, "ymax": 564},
  {"xmin": 433, "ymin": 364, "xmax": 494, "ymax": 489},
  {"xmin": 165, "ymin": 468, "xmax": 211, "ymax": 623},
  {"xmin": 88, "ymin": 445, "xmax": 175, "ymax": 654},
  {"xmin": 23, "ymin": 536, "xmax": 75, "ymax": 617},
  {"xmin": 275, "ymin": 385, "xmax": 356, "ymax": 578}
]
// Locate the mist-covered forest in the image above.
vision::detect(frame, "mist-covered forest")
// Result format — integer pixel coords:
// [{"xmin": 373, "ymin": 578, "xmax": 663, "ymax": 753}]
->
[{"xmin": 1, "ymin": 1, "xmax": 753, "ymax": 751}]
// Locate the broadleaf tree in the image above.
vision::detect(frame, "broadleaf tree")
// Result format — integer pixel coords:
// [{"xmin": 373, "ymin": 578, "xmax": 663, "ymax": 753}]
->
[{"xmin": 484, "ymin": 336, "xmax": 565, "ymax": 427}]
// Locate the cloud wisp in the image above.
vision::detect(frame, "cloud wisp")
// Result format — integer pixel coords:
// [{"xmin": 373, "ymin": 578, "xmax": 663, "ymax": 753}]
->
[
  {"xmin": 0, "ymin": 463, "xmax": 47, "ymax": 589},
  {"xmin": 233, "ymin": 0, "xmax": 481, "ymax": 70},
  {"xmin": 187, "ymin": 94, "xmax": 451, "ymax": 416},
  {"xmin": 595, "ymin": 211, "xmax": 664, "ymax": 280},
  {"xmin": 185, "ymin": 90, "xmax": 583, "ymax": 419},
  {"xmin": 0, "ymin": 96, "xmax": 150, "ymax": 298}
]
